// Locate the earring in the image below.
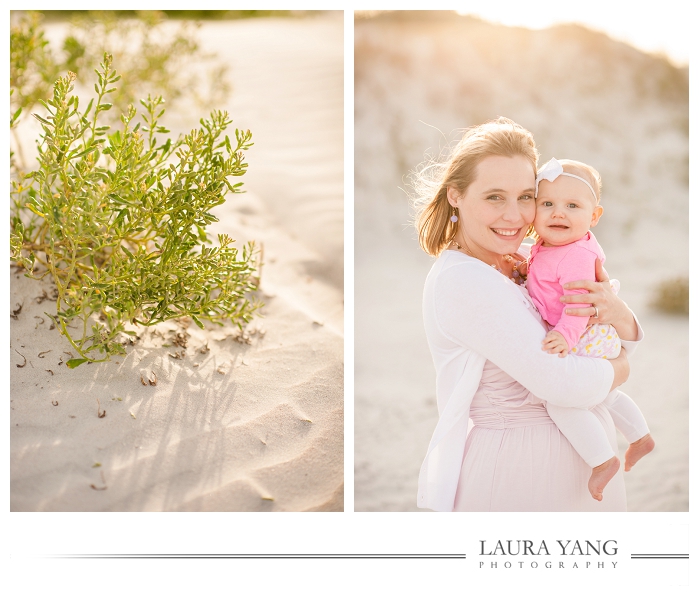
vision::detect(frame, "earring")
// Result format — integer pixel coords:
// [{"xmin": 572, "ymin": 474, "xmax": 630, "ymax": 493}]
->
[{"xmin": 450, "ymin": 207, "xmax": 458, "ymax": 223}]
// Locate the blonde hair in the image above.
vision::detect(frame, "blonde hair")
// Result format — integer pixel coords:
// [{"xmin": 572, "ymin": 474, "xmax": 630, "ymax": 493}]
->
[
  {"xmin": 554, "ymin": 159, "xmax": 602, "ymax": 204},
  {"xmin": 410, "ymin": 117, "xmax": 539, "ymax": 256}
]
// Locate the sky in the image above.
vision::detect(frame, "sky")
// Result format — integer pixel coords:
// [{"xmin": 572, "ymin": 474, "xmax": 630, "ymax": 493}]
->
[{"xmin": 455, "ymin": 0, "xmax": 690, "ymax": 67}]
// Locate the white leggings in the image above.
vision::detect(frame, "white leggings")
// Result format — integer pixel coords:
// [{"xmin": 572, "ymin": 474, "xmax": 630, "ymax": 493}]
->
[{"xmin": 546, "ymin": 389, "xmax": 650, "ymax": 467}]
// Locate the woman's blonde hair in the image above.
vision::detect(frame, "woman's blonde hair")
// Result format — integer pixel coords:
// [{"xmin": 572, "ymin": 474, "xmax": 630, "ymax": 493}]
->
[{"xmin": 410, "ymin": 117, "xmax": 539, "ymax": 256}]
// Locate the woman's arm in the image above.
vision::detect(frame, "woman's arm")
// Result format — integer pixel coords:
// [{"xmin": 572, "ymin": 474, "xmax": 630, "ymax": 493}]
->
[
  {"xmin": 435, "ymin": 261, "xmax": 615, "ymax": 409},
  {"xmin": 560, "ymin": 258, "xmax": 639, "ymax": 341},
  {"xmin": 609, "ymin": 347, "xmax": 629, "ymax": 390}
]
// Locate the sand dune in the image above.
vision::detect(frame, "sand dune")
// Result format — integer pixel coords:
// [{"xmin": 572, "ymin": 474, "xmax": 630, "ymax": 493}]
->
[{"xmin": 10, "ymin": 13, "xmax": 344, "ymax": 512}]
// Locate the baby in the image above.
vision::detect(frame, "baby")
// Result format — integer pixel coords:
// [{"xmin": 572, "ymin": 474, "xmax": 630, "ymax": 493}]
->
[{"xmin": 527, "ymin": 157, "xmax": 655, "ymax": 501}]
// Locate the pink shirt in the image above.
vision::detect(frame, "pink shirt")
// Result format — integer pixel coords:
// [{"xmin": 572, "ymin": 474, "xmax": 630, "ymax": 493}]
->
[{"xmin": 526, "ymin": 231, "xmax": 604, "ymax": 350}]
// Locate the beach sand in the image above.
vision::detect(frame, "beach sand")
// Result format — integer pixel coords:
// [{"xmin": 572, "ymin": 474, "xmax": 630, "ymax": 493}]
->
[{"xmin": 10, "ymin": 13, "xmax": 344, "ymax": 512}]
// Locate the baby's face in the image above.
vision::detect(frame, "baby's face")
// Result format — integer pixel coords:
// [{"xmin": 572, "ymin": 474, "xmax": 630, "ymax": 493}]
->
[{"xmin": 534, "ymin": 176, "xmax": 603, "ymax": 246}]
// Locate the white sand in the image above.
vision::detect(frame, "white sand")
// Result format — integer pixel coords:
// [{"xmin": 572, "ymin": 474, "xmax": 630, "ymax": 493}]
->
[
  {"xmin": 354, "ymin": 13, "xmax": 688, "ymax": 512},
  {"xmin": 10, "ymin": 13, "xmax": 344, "ymax": 512}
]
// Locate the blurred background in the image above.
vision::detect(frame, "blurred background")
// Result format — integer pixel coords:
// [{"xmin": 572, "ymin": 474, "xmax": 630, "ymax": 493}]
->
[{"xmin": 354, "ymin": 7, "xmax": 688, "ymax": 511}]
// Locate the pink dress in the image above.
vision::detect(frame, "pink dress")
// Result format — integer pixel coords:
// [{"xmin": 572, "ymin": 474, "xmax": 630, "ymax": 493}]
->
[{"xmin": 453, "ymin": 359, "xmax": 627, "ymax": 512}]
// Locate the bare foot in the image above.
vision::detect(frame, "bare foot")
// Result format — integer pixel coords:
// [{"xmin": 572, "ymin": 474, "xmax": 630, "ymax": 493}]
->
[
  {"xmin": 588, "ymin": 456, "xmax": 620, "ymax": 501},
  {"xmin": 624, "ymin": 434, "xmax": 655, "ymax": 471}
]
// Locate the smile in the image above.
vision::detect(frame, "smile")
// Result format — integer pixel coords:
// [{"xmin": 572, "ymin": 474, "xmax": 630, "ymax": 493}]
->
[{"xmin": 491, "ymin": 228, "xmax": 520, "ymax": 236}]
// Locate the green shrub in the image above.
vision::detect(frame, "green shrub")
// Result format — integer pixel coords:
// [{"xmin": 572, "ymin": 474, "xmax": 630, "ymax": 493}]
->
[{"xmin": 10, "ymin": 54, "xmax": 260, "ymax": 367}]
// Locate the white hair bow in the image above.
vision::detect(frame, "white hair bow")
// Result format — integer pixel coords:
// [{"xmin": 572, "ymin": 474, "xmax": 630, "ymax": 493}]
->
[{"xmin": 535, "ymin": 157, "xmax": 597, "ymax": 201}]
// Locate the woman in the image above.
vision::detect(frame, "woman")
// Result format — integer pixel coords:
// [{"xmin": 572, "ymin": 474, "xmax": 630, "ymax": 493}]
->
[{"xmin": 412, "ymin": 117, "xmax": 642, "ymax": 512}]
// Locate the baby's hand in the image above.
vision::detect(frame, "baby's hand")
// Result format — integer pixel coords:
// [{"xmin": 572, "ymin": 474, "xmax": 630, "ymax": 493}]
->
[
  {"xmin": 512, "ymin": 254, "xmax": 529, "ymax": 277},
  {"xmin": 542, "ymin": 330, "xmax": 570, "ymax": 357},
  {"xmin": 518, "ymin": 258, "xmax": 529, "ymax": 276}
]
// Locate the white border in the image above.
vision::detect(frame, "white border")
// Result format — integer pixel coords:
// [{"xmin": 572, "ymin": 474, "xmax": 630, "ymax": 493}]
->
[
  {"xmin": 343, "ymin": 4, "xmax": 355, "ymax": 515},
  {"xmin": 5, "ymin": 5, "xmax": 695, "ymax": 594}
]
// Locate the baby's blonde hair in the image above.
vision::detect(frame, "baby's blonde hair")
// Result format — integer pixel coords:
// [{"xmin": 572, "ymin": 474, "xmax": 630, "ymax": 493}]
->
[
  {"xmin": 555, "ymin": 159, "xmax": 602, "ymax": 204},
  {"xmin": 410, "ymin": 117, "xmax": 539, "ymax": 256}
]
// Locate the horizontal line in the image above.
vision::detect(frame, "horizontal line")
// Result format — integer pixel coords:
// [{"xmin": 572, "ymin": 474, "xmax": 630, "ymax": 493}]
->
[
  {"xmin": 49, "ymin": 554, "xmax": 467, "ymax": 559},
  {"xmin": 631, "ymin": 554, "xmax": 689, "ymax": 557},
  {"xmin": 630, "ymin": 556, "xmax": 689, "ymax": 559}
]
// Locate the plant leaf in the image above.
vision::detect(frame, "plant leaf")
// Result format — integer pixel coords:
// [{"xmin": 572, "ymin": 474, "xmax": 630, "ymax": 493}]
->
[{"xmin": 66, "ymin": 358, "xmax": 88, "ymax": 369}]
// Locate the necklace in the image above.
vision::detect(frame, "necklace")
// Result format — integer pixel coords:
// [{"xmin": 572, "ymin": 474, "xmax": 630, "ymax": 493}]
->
[{"xmin": 450, "ymin": 239, "xmax": 526, "ymax": 285}]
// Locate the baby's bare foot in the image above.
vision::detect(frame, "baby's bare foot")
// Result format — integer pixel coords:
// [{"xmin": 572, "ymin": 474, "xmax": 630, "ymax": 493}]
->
[
  {"xmin": 624, "ymin": 434, "xmax": 655, "ymax": 471},
  {"xmin": 588, "ymin": 456, "xmax": 620, "ymax": 501}
]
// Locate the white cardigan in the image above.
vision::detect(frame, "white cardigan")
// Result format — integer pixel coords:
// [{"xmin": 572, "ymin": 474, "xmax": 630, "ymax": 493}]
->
[{"xmin": 418, "ymin": 249, "xmax": 642, "ymax": 512}]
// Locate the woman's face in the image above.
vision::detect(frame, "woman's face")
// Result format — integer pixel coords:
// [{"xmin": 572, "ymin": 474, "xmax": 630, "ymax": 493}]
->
[{"xmin": 448, "ymin": 154, "xmax": 536, "ymax": 258}]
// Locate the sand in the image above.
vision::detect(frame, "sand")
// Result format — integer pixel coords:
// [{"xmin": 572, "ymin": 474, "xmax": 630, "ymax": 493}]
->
[{"xmin": 10, "ymin": 13, "xmax": 344, "ymax": 512}]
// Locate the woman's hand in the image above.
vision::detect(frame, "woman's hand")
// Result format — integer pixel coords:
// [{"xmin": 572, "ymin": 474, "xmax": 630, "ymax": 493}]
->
[{"xmin": 559, "ymin": 258, "xmax": 639, "ymax": 340}]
